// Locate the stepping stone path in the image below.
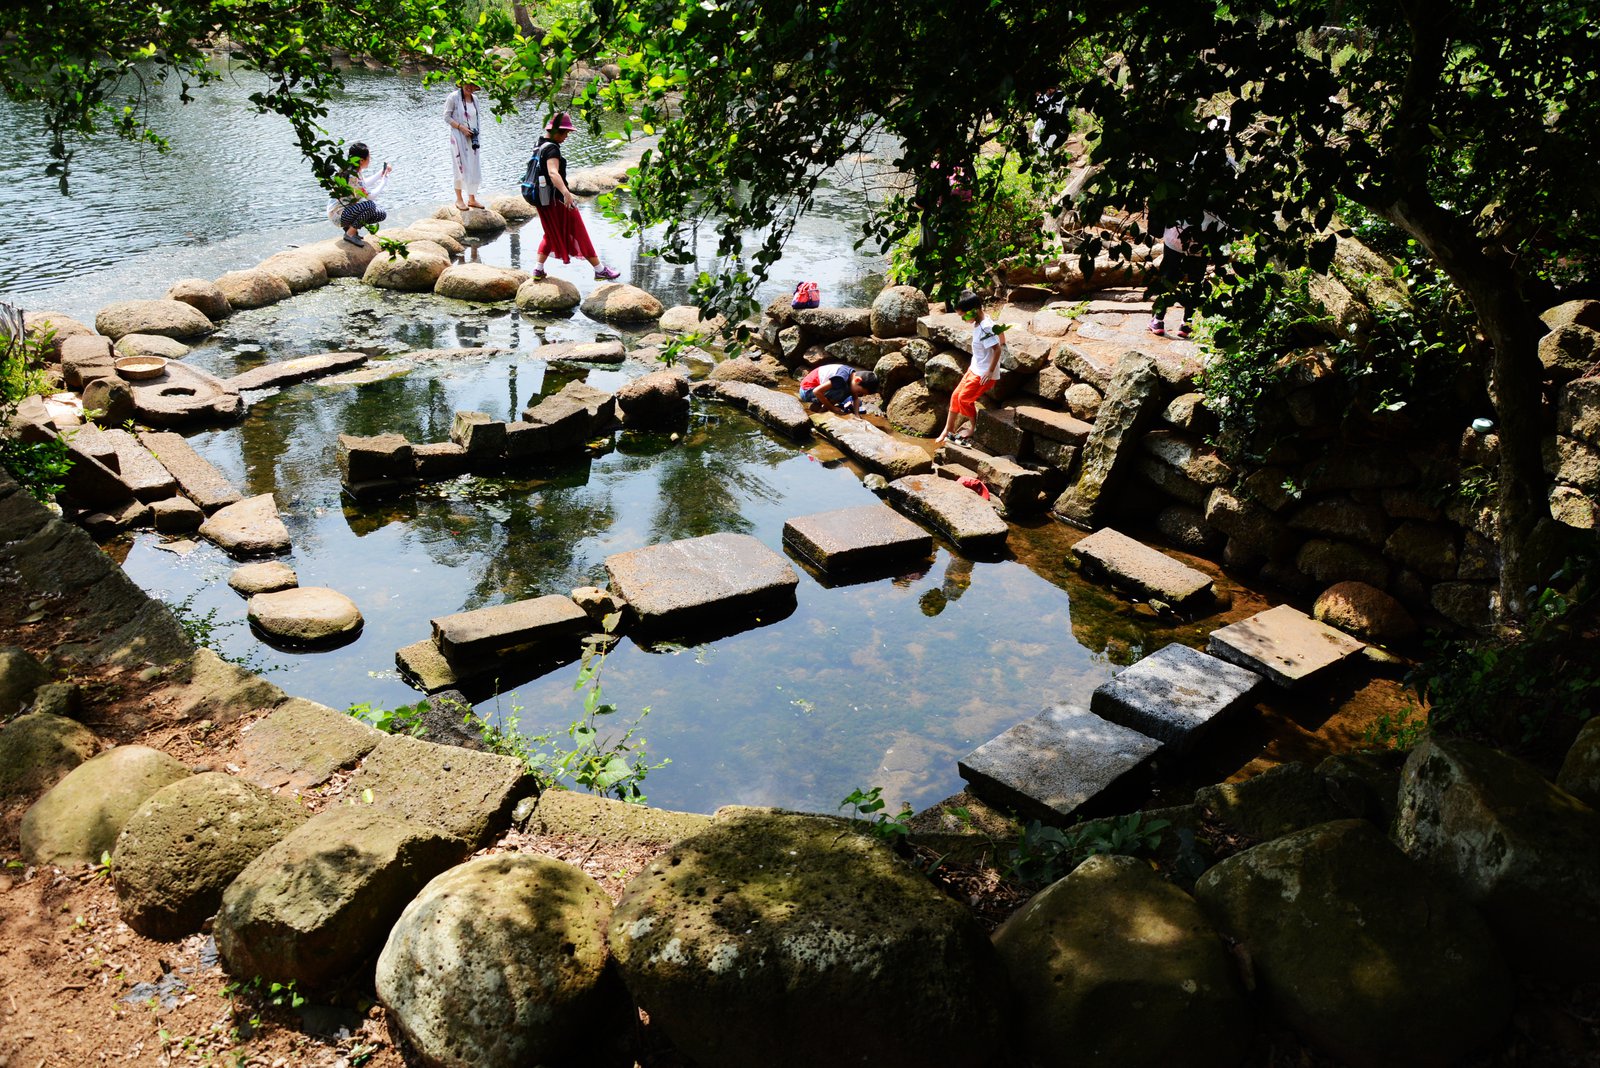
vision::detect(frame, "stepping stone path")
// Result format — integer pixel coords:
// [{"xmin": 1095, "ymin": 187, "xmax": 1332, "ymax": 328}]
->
[
  {"xmin": 247, "ymin": 587, "xmax": 363, "ymax": 646},
  {"xmin": 934, "ymin": 440, "xmax": 1045, "ymax": 514},
  {"xmin": 198, "ymin": 494, "xmax": 291, "ymax": 558},
  {"xmin": 959, "ymin": 705, "xmax": 1160, "ymax": 822},
  {"xmin": 881, "ymin": 473, "xmax": 1008, "ymax": 553},
  {"xmin": 138, "ymin": 431, "xmax": 243, "ymax": 512},
  {"xmin": 605, "ymin": 532, "xmax": 799, "ymax": 636},
  {"xmin": 810, "ymin": 412, "xmax": 932, "ymax": 478},
  {"xmin": 431, "ymin": 595, "xmax": 589, "ymax": 661},
  {"xmin": 226, "ymin": 351, "xmax": 368, "ymax": 392},
  {"xmin": 711, "ymin": 381, "xmax": 811, "ymax": 439},
  {"xmin": 1207, "ymin": 603, "xmax": 1365, "ymax": 688},
  {"xmin": 783, "ymin": 503, "xmax": 933, "ymax": 576},
  {"xmin": 1090, "ymin": 643, "xmax": 1263, "ymax": 754},
  {"xmin": 228, "ymin": 561, "xmax": 297, "ymax": 595},
  {"xmin": 1072, "ymin": 527, "xmax": 1215, "ymax": 612}
]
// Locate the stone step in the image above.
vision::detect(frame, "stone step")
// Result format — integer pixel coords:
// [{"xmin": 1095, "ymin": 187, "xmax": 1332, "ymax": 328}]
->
[
  {"xmin": 511, "ymin": 380, "xmax": 617, "ymax": 457},
  {"xmin": 605, "ymin": 532, "xmax": 800, "ymax": 637},
  {"xmin": 100, "ymin": 429, "xmax": 178, "ymax": 502},
  {"xmin": 227, "ymin": 351, "xmax": 368, "ymax": 392},
  {"xmin": 1072, "ymin": 527, "xmax": 1215, "ymax": 611},
  {"xmin": 973, "ymin": 406, "xmax": 1024, "ymax": 456},
  {"xmin": 882, "ymin": 473, "xmax": 1009, "ymax": 553},
  {"xmin": 197, "ymin": 494, "xmax": 291, "ymax": 559},
  {"xmin": 431, "ymin": 594, "xmax": 591, "ymax": 661},
  {"xmin": 1090, "ymin": 643, "xmax": 1263, "ymax": 754},
  {"xmin": 958, "ymin": 704, "xmax": 1161, "ymax": 822},
  {"xmin": 810, "ymin": 412, "xmax": 932, "ymax": 478},
  {"xmin": 1207, "ymin": 604, "xmax": 1365, "ymax": 689},
  {"xmin": 782, "ymin": 503, "xmax": 933, "ymax": 576},
  {"xmin": 934, "ymin": 441, "xmax": 1045, "ymax": 514},
  {"xmin": 1015, "ymin": 405, "xmax": 1094, "ymax": 445},
  {"xmin": 138, "ymin": 431, "xmax": 243, "ymax": 513},
  {"xmin": 712, "ymin": 381, "xmax": 811, "ymax": 439}
]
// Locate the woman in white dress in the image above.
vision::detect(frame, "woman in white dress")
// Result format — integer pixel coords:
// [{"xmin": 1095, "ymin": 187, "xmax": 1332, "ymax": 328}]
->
[{"xmin": 444, "ymin": 81, "xmax": 483, "ymax": 210}]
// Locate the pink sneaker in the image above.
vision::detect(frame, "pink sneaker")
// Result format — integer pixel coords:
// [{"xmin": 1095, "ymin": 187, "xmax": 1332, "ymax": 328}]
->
[
  {"xmin": 593, "ymin": 265, "xmax": 620, "ymax": 280},
  {"xmin": 532, "ymin": 268, "xmax": 547, "ymax": 280}
]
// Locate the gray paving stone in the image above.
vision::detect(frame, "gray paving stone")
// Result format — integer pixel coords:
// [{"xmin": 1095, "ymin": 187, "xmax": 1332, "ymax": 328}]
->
[
  {"xmin": 810, "ymin": 412, "xmax": 933, "ymax": 478},
  {"xmin": 227, "ymin": 351, "xmax": 368, "ymax": 392},
  {"xmin": 1016, "ymin": 406, "xmax": 1094, "ymax": 445},
  {"xmin": 137, "ymin": 431, "xmax": 242, "ymax": 513},
  {"xmin": 959, "ymin": 705, "xmax": 1160, "ymax": 822},
  {"xmin": 782, "ymin": 503, "xmax": 933, "ymax": 575},
  {"xmin": 605, "ymin": 532, "xmax": 798, "ymax": 635},
  {"xmin": 1090, "ymin": 643, "xmax": 1263, "ymax": 754},
  {"xmin": 882, "ymin": 473, "xmax": 1009, "ymax": 553},
  {"xmin": 1072, "ymin": 527, "xmax": 1215, "ymax": 611},
  {"xmin": 973, "ymin": 406, "xmax": 1024, "ymax": 456},
  {"xmin": 430, "ymin": 594, "xmax": 590, "ymax": 660},
  {"xmin": 100, "ymin": 429, "xmax": 178, "ymax": 501},
  {"xmin": 197, "ymin": 494, "xmax": 291, "ymax": 558},
  {"xmin": 1207, "ymin": 604, "xmax": 1365, "ymax": 688},
  {"xmin": 237, "ymin": 697, "xmax": 383, "ymax": 791},
  {"xmin": 344, "ymin": 732, "xmax": 532, "ymax": 846},
  {"xmin": 713, "ymin": 381, "xmax": 811, "ymax": 439},
  {"xmin": 934, "ymin": 441, "xmax": 1045, "ymax": 513}
]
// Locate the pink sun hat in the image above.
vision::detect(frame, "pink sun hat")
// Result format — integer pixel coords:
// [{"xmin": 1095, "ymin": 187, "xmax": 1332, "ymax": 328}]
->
[{"xmin": 549, "ymin": 112, "xmax": 577, "ymax": 131}]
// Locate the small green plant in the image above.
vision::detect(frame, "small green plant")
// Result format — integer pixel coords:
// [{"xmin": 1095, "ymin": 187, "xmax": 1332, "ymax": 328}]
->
[
  {"xmin": 165, "ymin": 592, "xmax": 270, "ymax": 672},
  {"xmin": 346, "ymin": 699, "xmax": 427, "ymax": 736},
  {"xmin": 1006, "ymin": 812, "xmax": 1170, "ymax": 885},
  {"xmin": 839, "ymin": 785, "xmax": 913, "ymax": 843},
  {"xmin": 1363, "ymin": 705, "xmax": 1429, "ymax": 751},
  {"xmin": 376, "ymin": 235, "xmax": 411, "ymax": 260},
  {"xmin": 92, "ymin": 850, "xmax": 113, "ymax": 879},
  {"xmin": 0, "ymin": 302, "xmax": 74, "ymax": 502}
]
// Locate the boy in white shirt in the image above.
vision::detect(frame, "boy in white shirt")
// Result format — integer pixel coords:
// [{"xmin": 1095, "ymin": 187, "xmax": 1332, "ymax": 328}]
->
[{"xmin": 934, "ymin": 290, "xmax": 1004, "ymax": 445}]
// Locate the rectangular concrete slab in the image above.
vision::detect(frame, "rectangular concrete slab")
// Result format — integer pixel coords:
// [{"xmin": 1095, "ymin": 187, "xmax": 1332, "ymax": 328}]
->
[
  {"xmin": 713, "ymin": 381, "xmax": 811, "ymax": 439},
  {"xmin": 935, "ymin": 440, "xmax": 1045, "ymax": 513},
  {"xmin": 810, "ymin": 412, "xmax": 933, "ymax": 478},
  {"xmin": 237, "ymin": 697, "xmax": 384, "ymax": 790},
  {"xmin": 605, "ymin": 531, "xmax": 799, "ymax": 635},
  {"xmin": 345, "ymin": 732, "xmax": 532, "ymax": 846},
  {"xmin": 883, "ymin": 473, "xmax": 1009, "ymax": 553},
  {"xmin": 783, "ymin": 503, "xmax": 933, "ymax": 575},
  {"xmin": 1207, "ymin": 603, "xmax": 1365, "ymax": 688},
  {"xmin": 431, "ymin": 594, "xmax": 590, "ymax": 660},
  {"xmin": 100, "ymin": 429, "xmax": 178, "ymax": 501},
  {"xmin": 1072, "ymin": 527, "xmax": 1215, "ymax": 611},
  {"xmin": 227, "ymin": 350, "xmax": 368, "ymax": 392},
  {"xmin": 138, "ymin": 431, "xmax": 242, "ymax": 512},
  {"xmin": 1090, "ymin": 643, "xmax": 1263, "ymax": 754},
  {"xmin": 958, "ymin": 705, "xmax": 1161, "ymax": 822},
  {"xmin": 1016, "ymin": 405, "xmax": 1094, "ymax": 445},
  {"xmin": 396, "ymin": 638, "xmax": 460, "ymax": 693}
]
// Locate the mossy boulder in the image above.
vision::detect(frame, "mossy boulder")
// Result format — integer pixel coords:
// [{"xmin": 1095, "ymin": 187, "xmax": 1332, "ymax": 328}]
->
[
  {"xmin": 1396, "ymin": 736, "xmax": 1600, "ymax": 979},
  {"xmin": 993, "ymin": 854, "xmax": 1250, "ymax": 1067},
  {"xmin": 20, "ymin": 745, "xmax": 191, "ymax": 866},
  {"xmin": 526, "ymin": 789, "xmax": 711, "ymax": 844},
  {"xmin": 215, "ymin": 807, "xmax": 469, "ymax": 988},
  {"xmin": 708, "ymin": 353, "xmax": 783, "ymax": 388},
  {"xmin": 608, "ymin": 812, "xmax": 1011, "ymax": 1068},
  {"xmin": 0, "ymin": 712, "xmax": 98, "ymax": 804},
  {"xmin": 113, "ymin": 772, "xmax": 306, "ymax": 939},
  {"xmin": 1194, "ymin": 762, "xmax": 1353, "ymax": 842},
  {"xmin": 1195, "ymin": 819, "xmax": 1511, "ymax": 1067},
  {"xmin": 376, "ymin": 854, "xmax": 629, "ymax": 1068},
  {"xmin": 364, "ymin": 250, "xmax": 448, "ymax": 291},
  {"xmin": 0, "ymin": 644, "xmax": 52, "ymax": 716},
  {"xmin": 885, "ymin": 380, "xmax": 942, "ymax": 437},
  {"xmin": 870, "ymin": 285, "xmax": 930, "ymax": 338}
]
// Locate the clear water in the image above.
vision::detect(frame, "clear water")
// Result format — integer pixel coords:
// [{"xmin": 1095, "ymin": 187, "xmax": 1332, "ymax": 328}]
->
[{"xmin": 4, "ymin": 65, "xmax": 1241, "ymax": 815}]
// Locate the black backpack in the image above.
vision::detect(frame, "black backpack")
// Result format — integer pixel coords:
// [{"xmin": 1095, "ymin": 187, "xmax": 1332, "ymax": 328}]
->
[{"xmin": 520, "ymin": 143, "xmax": 556, "ymax": 207}]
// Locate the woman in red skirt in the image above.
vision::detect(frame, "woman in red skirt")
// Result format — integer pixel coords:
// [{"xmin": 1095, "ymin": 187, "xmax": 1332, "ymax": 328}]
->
[{"xmin": 531, "ymin": 113, "xmax": 621, "ymax": 281}]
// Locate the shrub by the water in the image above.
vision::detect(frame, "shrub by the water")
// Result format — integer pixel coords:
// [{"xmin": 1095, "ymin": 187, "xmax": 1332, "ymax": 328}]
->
[{"xmin": 0, "ymin": 303, "xmax": 72, "ymax": 501}]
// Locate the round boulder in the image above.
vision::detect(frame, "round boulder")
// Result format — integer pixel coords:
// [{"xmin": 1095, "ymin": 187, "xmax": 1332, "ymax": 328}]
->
[
  {"xmin": 113, "ymin": 772, "xmax": 306, "ymax": 939},
  {"xmin": 708, "ymin": 353, "xmax": 783, "ymax": 388},
  {"xmin": 20, "ymin": 745, "xmax": 191, "ymax": 866},
  {"xmin": 488, "ymin": 194, "xmax": 538, "ymax": 224},
  {"xmin": 659, "ymin": 305, "xmax": 727, "ymax": 336},
  {"xmin": 364, "ymin": 251, "xmax": 448, "ymax": 292},
  {"xmin": 870, "ymin": 284, "xmax": 930, "ymax": 338},
  {"xmin": 435, "ymin": 262, "xmax": 530, "ymax": 302},
  {"xmin": 257, "ymin": 251, "xmax": 330, "ymax": 294},
  {"xmin": 114, "ymin": 333, "xmax": 190, "ymax": 360},
  {"xmin": 0, "ymin": 712, "xmax": 98, "ymax": 805},
  {"xmin": 23, "ymin": 310, "xmax": 93, "ymax": 357},
  {"xmin": 94, "ymin": 299, "xmax": 214, "ymax": 341},
  {"xmin": 924, "ymin": 351, "xmax": 965, "ymax": 394},
  {"xmin": 1195, "ymin": 819, "xmax": 1511, "ymax": 1067},
  {"xmin": 900, "ymin": 336, "xmax": 934, "ymax": 370},
  {"xmin": 872, "ymin": 351, "xmax": 916, "ymax": 400},
  {"xmin": 432, "ymin": 204, "xmax": 464, "ymax": 223},
  {"xmin": 581, "ymin": 282, "xmax": 665, "ymax": 324},
  {"xmin": 0, "ymin": 644, "xmax": 52, "ymax": 717},
  {"xmin": 1065, "ymin": 382, "xmax": 1103, "ymax": 422},
  {"xmin": 1313, "ymin": 580, "xmax": 1417, "ymax": 644},
  {"xmin": 994, "ymin": 854, "xmax": 1252, "ymax": 1067},
  {"xmin": 886, "ymin": 380, "xmax": 942, "ymax": 437},
  {"xmin": 166, "ymin": 278, "xmax": 232, "ymax": 320},
  {"xmin": 460, "ymin": 206, "xmax": 508, "ymax": 234},
  {"xmin": 410, "ymin": 216, "xmax": 469, "ymax": 244},
  {"xmin": 609, "ymin": 812, "xmax": 1010, "ymax": 1068},
  {"xmin": 377, "ymin": 854, "xmax": 628, "ymax": 1068},
  {"xmin": 515, "ymin": 276, "xmax": 581, "ymax": 314},
  {"xmin": 228, "ymin": 561, "xmax": 299, "ymax": 595},
  {"xmin": 615, "ymin": 369, "xmax": 689, "ymax": 427},
  {"xmin": 215, "ymin": 269, "xmax": 293, "ymax": 310},
  {"xmin": 247, "ymin": 587, "xmax": 362, "ymax": 646},
  {"xmin": 309, "ymin": 234, "xmax": 379, "ymax": 278}
]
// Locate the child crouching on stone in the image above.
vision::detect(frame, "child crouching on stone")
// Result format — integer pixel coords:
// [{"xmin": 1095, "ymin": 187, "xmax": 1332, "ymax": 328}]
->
[
  {"xmin": 934, "ymin": 290, "xmax": 1004, "ymax": 445},
  {"xmin": 327, "ymin": 142, "xmax": 391, "ymax": 246}
]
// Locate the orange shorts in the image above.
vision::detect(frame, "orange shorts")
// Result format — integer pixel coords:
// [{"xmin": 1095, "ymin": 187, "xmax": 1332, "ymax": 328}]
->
[{"xmin": 949, "ymin": 370, "xmax": 995, "ymax": 419}]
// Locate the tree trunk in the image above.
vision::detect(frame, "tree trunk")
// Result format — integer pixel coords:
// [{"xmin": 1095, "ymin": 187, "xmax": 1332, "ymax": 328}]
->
[
  {"xmin": 511, "ymin": 3, "xmax": 538, "ymax": 36},
  {"xmin": 1380, "ymin": 194, "xmax": 1550, "ymax": 624}
]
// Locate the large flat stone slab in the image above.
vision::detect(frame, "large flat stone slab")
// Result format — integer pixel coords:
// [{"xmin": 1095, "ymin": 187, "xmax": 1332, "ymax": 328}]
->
[
  {"xmin": 810, "ymin": 412, "xmax": 933, "ymax": 478},
  {"xmin": 430, "ymin": 594, "xmax": 590, "ymax": 660},
  {"xmin": 345, "ymin": 732, "xmax": 531, "ymax": 847},
  {"xmin": 1015, "ymin": 406, "xmax": 1094, "ymax": 445},
  {"xmin": 511, "ymin": 380, "xmax": 616, "ymax": 457},
  {"xmin": 227, "ymin": 350, "xmax": 368, "ymax": 392},
  {"xmin": 98, "ymin": 428, "xmax": 178, "ymax": 501},
  {"xmin": 713, "ymin": 381, "xmax": 811, "ymax": 439},
  {"xmin": 959, "ymin": 705, "xmax": 1160, "ymax": 822},
  {"xmin": 1090, "ymin": 643, "xmax": 1263, "ymax": 754},
  {"xmin": 605, "ymin": 532, "xmax": 799, "ymax": 636},
  {"xmin": 1072, "ymin": 527, "xmax": 1215, "ymax": 611},
  {"xmin": 882, "ymin": 473, "xmax": 1009, "ymax": 553},
  {"xmin": 782, "ymin": 503, "xmax": 933, "ymax": 576},
  {"xmin": 237, "ymin": 697, "xmax": 384, "ymax": 790},
  {"xmin": 198, "ymin": 494, "xmax": 291, "ymax": 558},
  {"xmin": 934, "ymin": 440, "xmax": 1045, "ymax": 514},
  {"xmin": 1207, "ymin": 604, "xmax": 1365, "ymax": 688},
  {"xmin": 138, "ymin": 431, "xmax": 242, "ymax": 512}
]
